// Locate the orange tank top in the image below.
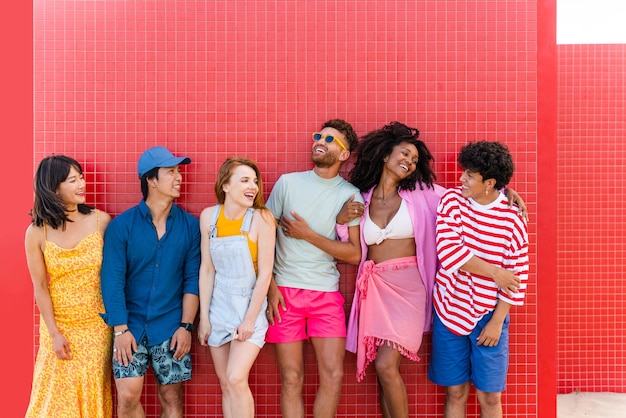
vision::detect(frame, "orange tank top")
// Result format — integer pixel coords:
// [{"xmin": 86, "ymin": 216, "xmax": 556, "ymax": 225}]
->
[{"xmin": 215, "ymin": 206, "xmax": 259, "ymax": 273}]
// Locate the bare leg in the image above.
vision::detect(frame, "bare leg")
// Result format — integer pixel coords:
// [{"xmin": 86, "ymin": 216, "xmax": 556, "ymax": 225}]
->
[
  {"xmin": 476, "ymin": 389, "xmax": 503, "ymax": 418},
  {"xmin": 157, "ymin": 382, "xmax": 183, "ymax": 418},
  {"xmin": 211, "ymin": 343, "xmax": 234, "ymax": 417},
  {"xmin": 115, "ymin": 376, "xmax": 145, "ymax": 418},
  {"xmin": 444, "ymin": 382, "xmax": 471, "ymax": 418},
  {"xmin": 378, "ymin": 378, "xmax": 391, "ymax": 418},
  {"xmin": 310, "ymin": 337, "xmax": 345, "ymax": 418},
  {"xmin": 211, "ymin": 341, "xmax": 261, "ymax": 418},
  {"xmin": 375, "ymin": 345, "xmax": 408, "ymax": 418},
  {"xmin": 275, "ymin": 341, "xmax": 305, "ymax": 418}
]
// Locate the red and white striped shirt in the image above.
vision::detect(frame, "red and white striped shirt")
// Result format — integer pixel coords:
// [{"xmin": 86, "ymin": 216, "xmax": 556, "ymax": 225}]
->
[{"xmin": 433, "ymin": 188, "xmax": 529, "ymax": 336}]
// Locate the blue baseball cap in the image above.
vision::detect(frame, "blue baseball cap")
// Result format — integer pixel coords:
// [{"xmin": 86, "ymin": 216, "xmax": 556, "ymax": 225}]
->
[{"xmin": 138, "ymin": 146, "xmax": 191, "ymax": 178}]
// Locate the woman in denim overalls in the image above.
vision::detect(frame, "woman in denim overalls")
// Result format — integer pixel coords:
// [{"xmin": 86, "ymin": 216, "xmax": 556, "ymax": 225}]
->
[{"xmin": 198, "ymin": 157, "xmax": 276, "ymax": 418}]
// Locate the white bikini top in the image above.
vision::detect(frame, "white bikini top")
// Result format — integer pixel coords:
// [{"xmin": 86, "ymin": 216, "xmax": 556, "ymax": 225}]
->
[{"xmin": 363, "ymin": 198, "xmax": 414, "ymax": 245}]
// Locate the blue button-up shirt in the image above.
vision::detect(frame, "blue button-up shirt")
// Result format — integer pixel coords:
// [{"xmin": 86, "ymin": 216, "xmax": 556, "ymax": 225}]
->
[{"xmin": 100, "ymin": 200, "xmax": 200, "ymax": 345}]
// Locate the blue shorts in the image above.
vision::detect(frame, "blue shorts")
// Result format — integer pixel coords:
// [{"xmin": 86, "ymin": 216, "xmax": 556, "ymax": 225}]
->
[
  {"xmin": 113, "ymin": 336, "xmax": 192, "ymax": 385},
  {"xmin": 428, "ymin": 310, "xmax": 509, "ymax": 393}
]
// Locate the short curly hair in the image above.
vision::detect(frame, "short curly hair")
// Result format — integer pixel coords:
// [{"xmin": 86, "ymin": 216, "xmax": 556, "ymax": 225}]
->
[
  {"xmin": 348, "ymin": 121, "xmax": 436, "ymax": 192},
  {"xmin": 458, "ymin": 140, "xmax": 514, "ymax": 190},
  {"xmin": 321, "ymin": 119, "xmax": 358, "ymax": 152}
]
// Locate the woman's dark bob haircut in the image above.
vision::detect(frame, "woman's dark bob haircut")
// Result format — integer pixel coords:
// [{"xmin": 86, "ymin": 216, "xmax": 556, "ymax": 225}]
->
[{"xmin": 31, "ymin": 155, "xmax": 93, "ymax": 229}]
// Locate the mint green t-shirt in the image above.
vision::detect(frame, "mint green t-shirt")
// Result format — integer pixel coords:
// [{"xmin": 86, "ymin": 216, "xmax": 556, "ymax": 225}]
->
[{"xmin": 266, "ymin": 170, "xmax": 363, "ymax": 292}]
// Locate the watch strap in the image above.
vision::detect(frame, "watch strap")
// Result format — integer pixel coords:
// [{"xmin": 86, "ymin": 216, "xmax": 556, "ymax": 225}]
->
[{"xmin": 180, "ymin": 322, "xmax": 194, "ymax": 332}]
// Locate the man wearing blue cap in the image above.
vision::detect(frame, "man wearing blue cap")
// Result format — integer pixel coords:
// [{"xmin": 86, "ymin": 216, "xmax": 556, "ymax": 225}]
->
[{"xmin": 101, "ymin": 146, "xmax": 200, "ymax": 418}]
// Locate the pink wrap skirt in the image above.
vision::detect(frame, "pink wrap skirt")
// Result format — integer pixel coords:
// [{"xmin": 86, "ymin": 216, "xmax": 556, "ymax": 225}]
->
[{"xmin": 349, "ymin": 256, "xmax": 427, "ymax": 381}]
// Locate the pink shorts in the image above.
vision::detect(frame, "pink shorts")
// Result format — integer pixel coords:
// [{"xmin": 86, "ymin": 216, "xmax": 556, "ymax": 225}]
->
[{"xmin": 265, "ymin": 286, "xmax": 346, "ymax": 343}]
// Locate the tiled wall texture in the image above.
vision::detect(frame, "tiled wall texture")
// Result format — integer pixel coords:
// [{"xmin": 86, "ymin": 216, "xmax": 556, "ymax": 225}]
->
[
  {"xmin": 32, "ymin": 0, "xmax": 546, "ymax": 416},
  {"xmin": 557, "ymin": 43, "xmax": 626, "ymax": 394}
]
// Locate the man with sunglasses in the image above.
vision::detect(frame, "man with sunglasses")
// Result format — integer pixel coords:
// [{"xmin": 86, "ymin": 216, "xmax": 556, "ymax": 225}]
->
[{"xmin": 265, "ymin": 119, "xmax": 363, "ymax": 418}]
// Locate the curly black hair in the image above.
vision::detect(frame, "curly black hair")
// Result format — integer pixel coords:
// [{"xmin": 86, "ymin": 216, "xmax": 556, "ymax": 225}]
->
[
  {"xmin": 348, "ymin": 121, "xmax": 436, "ymax": 192},
  {"xmin": 457, "ymin": 140, "xmax": 514, "ymax": 189}
]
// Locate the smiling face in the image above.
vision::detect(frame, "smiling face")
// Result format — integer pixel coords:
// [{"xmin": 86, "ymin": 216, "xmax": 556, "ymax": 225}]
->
[
  {"xmin": 56, "ymin": 166, "xmax": 86, "ymax": 207},
  {"xmin": 459, "ymin": 169, "xmax": 496, "ymax": 204},
  {"xmin": 384, "ymin": 141, "xmax": 419, "ymax": 180},
  {"xmin": 311, "ymin": 127, "xmax": 348, "ymax": 168},
  {"xmin": 150, "ymin": 165, "xmax": 183, "ymax": 200},
  {"xmin": 223, "ymin": 164, "xmax": 259, "ymax": 208}
]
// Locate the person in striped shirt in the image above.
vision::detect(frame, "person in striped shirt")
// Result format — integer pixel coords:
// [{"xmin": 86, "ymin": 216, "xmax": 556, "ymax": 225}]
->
[{"xmin": 428, "ymin": 140, "xmax": 529, "ymax": 418}]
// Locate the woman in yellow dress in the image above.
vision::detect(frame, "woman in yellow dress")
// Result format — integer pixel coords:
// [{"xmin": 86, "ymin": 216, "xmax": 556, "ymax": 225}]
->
[{"xmin": 25, "ymin": 155, "xmax": 113, "ymax": 417}]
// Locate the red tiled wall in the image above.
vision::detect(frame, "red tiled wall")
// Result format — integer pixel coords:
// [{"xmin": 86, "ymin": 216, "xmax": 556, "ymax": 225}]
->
[
  {"xmin": 557, "ymin": 44, "xmax": 626, "ymax": 394},
  {"xmin": 30, "ymin": 0, "xmax": 544, "ymax": 416},
  {"xmin": 2, "ymin": 1, "xmax": 35, "ymax": 414}
]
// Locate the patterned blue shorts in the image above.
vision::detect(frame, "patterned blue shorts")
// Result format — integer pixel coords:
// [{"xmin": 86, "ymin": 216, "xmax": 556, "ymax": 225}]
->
[{"xmin": 113, "ymin": 336, "xmax": 192, "ymax": 385}]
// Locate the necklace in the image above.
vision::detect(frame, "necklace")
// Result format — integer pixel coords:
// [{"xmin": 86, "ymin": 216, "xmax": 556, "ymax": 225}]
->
[{"xmin": 374, "ymin": 190, "xmax": 397, "ymax": 206}]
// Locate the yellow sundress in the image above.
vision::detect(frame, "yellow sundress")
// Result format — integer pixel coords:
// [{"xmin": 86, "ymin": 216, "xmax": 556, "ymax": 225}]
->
[{"xmin": 26, "ymin": 213, "xmax": 113, "ymax": 418}]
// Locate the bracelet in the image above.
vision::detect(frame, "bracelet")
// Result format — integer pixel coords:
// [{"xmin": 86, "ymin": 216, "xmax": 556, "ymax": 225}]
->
[{"xmin": 114, "ymin": 328, "xmax": 130, "ymax": 337}]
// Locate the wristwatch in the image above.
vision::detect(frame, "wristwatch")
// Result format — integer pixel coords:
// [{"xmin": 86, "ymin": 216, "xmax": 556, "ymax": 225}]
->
[{"xmin": 179, "ymin": 322, "xmax": 195, "ymax": 332}]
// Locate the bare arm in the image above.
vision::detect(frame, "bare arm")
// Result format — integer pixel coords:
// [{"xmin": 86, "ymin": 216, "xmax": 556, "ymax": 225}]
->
[
  {"xmin": 459, "ymin": 255, "xmax": 521, "ymax": 296},
  {"xmin": 197, "ymin": 207, "xmax": 216, "ymax": 346},
  {"xmin": 25, "ymin": 225, "xmax": 73, "ymax": 360},
  {"xmin": 282, "ymin": 210, "xmax": 361, "ymax": 265},
  {"xmin": 476, "ymin": 301, "xmax": 512, "ymax": 346},
  {"xmin": 235, "ymin": 211, "xmax": 276, "ymax": 341},
  {"xmin": 99, "ymin": 210, "xmax": 112, "ymax": 236},
  {"xmin": 170, "ymin": 292, "xmax": 199, "ymax": 360},
  {"xmin": 336, "ymin": 195, "xmax": 364, "ymax": 225},
  {"xmin": 266, "ymin": 275, "xmax": 286, "ymax": 325},
  {"xmin": 503, "ymin": 188, "xmax": 528, "ymax": 222}
]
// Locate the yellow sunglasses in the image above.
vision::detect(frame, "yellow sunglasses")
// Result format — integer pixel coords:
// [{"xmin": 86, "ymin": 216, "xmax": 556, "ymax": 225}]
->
[{"xmin": 312, "ymin": 132, "xmax": 348, "ymax": 151}]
